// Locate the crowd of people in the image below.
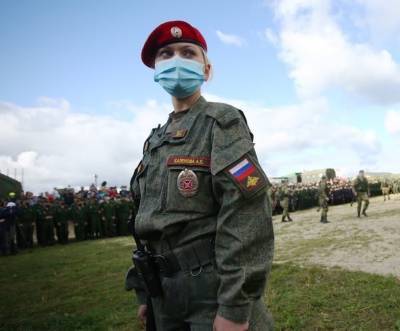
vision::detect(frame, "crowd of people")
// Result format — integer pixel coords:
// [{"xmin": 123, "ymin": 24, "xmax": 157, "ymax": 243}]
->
[
  {"xmin": 0, "ymin": 182, "xmax": 133, "ymax": 256},
  {"xmin": 269, "ymin": 177, "xmax": 400, "ymax": 214},
  {"xmin": 1, "ymin": 177, "xmax": 400, "ymax": 256}
]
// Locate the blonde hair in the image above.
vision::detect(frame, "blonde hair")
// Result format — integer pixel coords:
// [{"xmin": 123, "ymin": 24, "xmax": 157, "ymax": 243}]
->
[{"xmin": 201, "ymin": 48, "xmax": 213, "ymax": 81}]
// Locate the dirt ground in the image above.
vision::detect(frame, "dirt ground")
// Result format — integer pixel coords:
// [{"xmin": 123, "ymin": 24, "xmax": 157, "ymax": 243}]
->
[{"xmin": 273, "ymin": 194, "xmax": 400, "ymax": 278}]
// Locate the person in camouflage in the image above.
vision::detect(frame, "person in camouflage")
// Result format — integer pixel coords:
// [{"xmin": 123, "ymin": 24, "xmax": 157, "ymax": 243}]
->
[
  {"xmin": 34, "ymin": 201, "xmax": 45, "ymax": 246},
  {"xmin": 24, "ymin": 203, "xmax": 35, "ymax": 248},
  {"xmin": 317, "ymin": 176, "xmax": 330, "ymax": 223},
  {"xmin": 72, "ymin": 201, "xmax": 86, "ymax": 241},
  {"xmin": 126, "ymin": 20, "xmax": 274, "ymax": 331},
  {"xmin": 55, "ymin": 201, "xmax": 69, "ymax": 244},
  {"xmin": 393, "ymin": 180, "xmax": 400, "ymax": 194},
  {"xmin": 88, "ymin": 198, "xmax": 102, "ymax": 239},
  {"xmin": 116, "ymin": 197, "xmax": 130, "ymax": 236},
  {"xmin": 380, "ymin": 180, "xmax": 391, "ymax": 201},
  {"xmin": 42, "ymin": 202, "xmax": 56, "ymax": 245},
  {"xmin": 100, "ymin": 197, "xmax": 117, "ymax": 237},
  {"xmin": 16, "ymin": 204, "xmax": 26, "ymax": 249},
  {"xmin": 352, "ymin": 170, "xmax": 370, "ymax": 218},
  {"xmin": 278, "ymin": 179, "xmax": 293, "ymax": 222}
]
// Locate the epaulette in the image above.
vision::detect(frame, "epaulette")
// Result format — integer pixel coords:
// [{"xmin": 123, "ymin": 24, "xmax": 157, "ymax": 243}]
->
[
  {"xmin": 205, "ymin": 102, "xmax": 249, "ymax": 128},
  {"xmin": 206, "ymin": 102, "xmax": 253, "ymax": 141}
]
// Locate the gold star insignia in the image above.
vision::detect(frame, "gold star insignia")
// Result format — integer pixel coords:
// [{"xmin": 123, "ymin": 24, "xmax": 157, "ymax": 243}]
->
[{"xmin": 247, "ymin": 176, "xmax": 259, "ymax": 188}]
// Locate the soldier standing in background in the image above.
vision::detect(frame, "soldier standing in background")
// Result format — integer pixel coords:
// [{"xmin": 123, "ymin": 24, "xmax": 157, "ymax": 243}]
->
[
  {"xmin": 42, "ymin": 202, "xmax": 55, "ymax": 245},
  {"xmin": 101, "ymin": 197, "xmax": 117, "ymax": 237},
  {"xmin": 88, "ymin": 198, "xmax": 102, "ymax": 239},
  {"xmin": 16, "ymin": 203, "xmax": 26, "ymax": 249},
  {"xmin": 317, "ymin": 176, "xmax": 330, "ymax": 223},
  {"xmin": 34, "ymin": 200, "xmax": 45, "ymax": 246},
  {"xmin": 24, "ymin": 202, "xmax": 35, "ymax": 248},
  {"xmin": 72, "ymin": 201, "xmax": 86, "ymax": 241},
  {"xmin": 380, "ymin": 180, "xmax": 391, "ymax": 201},
  {"xmin": 352, "ymin": 170, "xmax": 370, "ymax": 218},
  {"xmin": 116, "ymin": 196, "xmax": 130, "ymax": 236},
  {"xmin": 55, "ymin": 201, "xmax": 69, "ymax": 244},
  {"xmin": 393, "ymin": 180, "xmax": 400, "ymax": 195},
  {"xmin": 279, "ymin": 179, "xmax": 293, "ymax": 222}
]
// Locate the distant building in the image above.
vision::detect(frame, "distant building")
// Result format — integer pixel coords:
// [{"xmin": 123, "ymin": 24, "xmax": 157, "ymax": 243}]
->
[
  {"xmin": 300, "ymin": 169, "xmax": 327, "ymax": 184},
  {"xmin": 275, "ymin": 169, "xmax": 337, "ymax": 185},
  {"xmin": 363, "ymin": 172, "xmax": 400, "ymax": 181},
  {"xmin": 271, "ymin": 172, "xmax": 303, "ymax": 185}
]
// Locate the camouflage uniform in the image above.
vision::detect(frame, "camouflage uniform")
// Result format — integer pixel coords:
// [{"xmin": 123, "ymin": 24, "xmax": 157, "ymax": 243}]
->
[
  {"xmin": 380, "ymin": 181, "xmax": 390, "ymax": 201},
  {"xmin": 88, "ymin": 200, "xmax": 102, "ymax": 239},
  {"xmin": 116, "ymin": 198, "xmax": 130, "ymax": 236},
  {"xmin": 393, "ymin": 180, "xmax": 399, "ymax": 194},
  {"xmin": 317, "ymin": 178, "xmax": 330, "ymax": 223},
  {"xmin": 128, "ymin": 97, "xmax": 274, "ymax": 330},
  {"xmin": 353, "ymin": 176, "xmax": 369, "ymax": 217},
  {"xmin": 42, "ymin": 204, "xmax": 56, "ymax": 245},
  {"xmin": 278, "ymin": 182, "xmax": 292, "ymax": 222},
  {"xmin": 34, "ymin": 203, "xmax": 45, "ymax": 246},
  {"xmin": 101, "ymin": 200, "xmax": 117, "ymax": 237},
  {"xmin": 55, "ymin": 204, "xmax": 69, "ymax": 244},
  {"xmin": 72, "ymin": 203, "xmax": 86, "ymax": 241}
]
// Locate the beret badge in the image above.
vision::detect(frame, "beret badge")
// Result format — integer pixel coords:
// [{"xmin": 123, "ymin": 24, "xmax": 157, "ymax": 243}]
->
[{"xmin": 171, "ymin": 26, "xmax": 183, "ymax": 38}]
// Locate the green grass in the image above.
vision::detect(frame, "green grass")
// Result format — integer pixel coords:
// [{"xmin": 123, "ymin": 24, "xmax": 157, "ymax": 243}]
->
[{"xmin": 1, "ymin": 238, "xmax": 399, "ymax": 331}]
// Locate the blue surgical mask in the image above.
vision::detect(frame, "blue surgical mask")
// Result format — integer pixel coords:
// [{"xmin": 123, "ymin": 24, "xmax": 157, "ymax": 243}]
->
[{"xmin": 154, "ymin": 57, "xmax": 205, "ymax": 98}]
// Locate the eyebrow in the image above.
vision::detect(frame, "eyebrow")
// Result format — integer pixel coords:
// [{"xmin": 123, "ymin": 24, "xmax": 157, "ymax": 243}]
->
[{"xmin": 157, "ymin": 44, "xmax": 199, "ymax": 54}]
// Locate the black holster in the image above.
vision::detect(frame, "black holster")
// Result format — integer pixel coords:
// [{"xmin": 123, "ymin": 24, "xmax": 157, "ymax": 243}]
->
[{"xmin": 132, "ymin": 249, "xmax": 163, "ymax": 298}]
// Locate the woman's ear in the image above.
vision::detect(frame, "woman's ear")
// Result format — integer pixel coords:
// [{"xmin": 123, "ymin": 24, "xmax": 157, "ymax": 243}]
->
[{"xmin": 204, "ymin": 63, "xmax": 212, "ymax": 81}]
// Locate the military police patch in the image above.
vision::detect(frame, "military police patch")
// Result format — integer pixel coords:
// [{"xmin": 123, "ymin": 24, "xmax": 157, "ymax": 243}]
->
[
  {"xmin": 177, "ymin": 169, "xmax": 199, "ymax": 197},
  {"xmin": 226, "ymin": 156, "xmax": 267, "ymax": 198}
]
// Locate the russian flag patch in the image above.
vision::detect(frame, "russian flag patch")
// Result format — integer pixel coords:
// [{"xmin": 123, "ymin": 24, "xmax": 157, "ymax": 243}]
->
[{"xmin": 226, "ymin": 156, "xmax": 267, "ymax": 197}]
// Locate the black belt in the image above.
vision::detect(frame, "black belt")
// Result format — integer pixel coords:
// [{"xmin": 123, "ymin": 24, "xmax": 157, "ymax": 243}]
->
[{"xmin": 150, "ymin": 237, "xmax": 215, "ymax": 278}]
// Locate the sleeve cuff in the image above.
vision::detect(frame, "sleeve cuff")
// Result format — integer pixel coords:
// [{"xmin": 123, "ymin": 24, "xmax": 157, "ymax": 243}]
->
[
  {"xmin": 217, "ymin": 303, "xmax": 251, "ymax": 323},
  {"xmin": 135, "ymin": 289, "xmax": 148, "ymax": 305}
]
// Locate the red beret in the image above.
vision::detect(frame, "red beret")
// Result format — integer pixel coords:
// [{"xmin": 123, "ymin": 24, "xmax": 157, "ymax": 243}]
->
[{"xmin": 141, "ymin": 20, "xmax": 207, "ymax": 68}]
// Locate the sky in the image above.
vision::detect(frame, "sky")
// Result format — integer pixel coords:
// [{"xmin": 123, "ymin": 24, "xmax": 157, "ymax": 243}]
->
[{"xmin": 1, "ymin": 0, "xmax": 400, "ymax": 193}]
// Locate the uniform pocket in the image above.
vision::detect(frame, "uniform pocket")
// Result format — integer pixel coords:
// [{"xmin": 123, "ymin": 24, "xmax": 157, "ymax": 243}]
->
[
  {"xmin": 187, "ymin": 264, "xmax": 219, "ymax": 318},
  {"xmin": 163, "ymin": 166, "xmax": 216, "ymax": 213}
]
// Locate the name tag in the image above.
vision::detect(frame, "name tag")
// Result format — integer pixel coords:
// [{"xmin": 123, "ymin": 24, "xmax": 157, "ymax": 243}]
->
[{"xmin": 167, "ymin": 156, "xmax": 210, "ymax": 168}]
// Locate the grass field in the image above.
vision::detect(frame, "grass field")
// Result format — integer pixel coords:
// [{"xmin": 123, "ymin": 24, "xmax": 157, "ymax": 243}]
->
[{"xmin": 1, "ymin": 237, "xmax": 400, "ymax": 331}]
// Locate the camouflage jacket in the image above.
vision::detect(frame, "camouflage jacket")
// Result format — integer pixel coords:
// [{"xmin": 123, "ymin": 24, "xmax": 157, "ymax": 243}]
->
[
  {"xmin": 130, "ymin": 96, "xmax": 274, "ymax": 322},
  {"xmin": 353, "ymin": 177, "xmax": 369, "ymax": 193},
  {"xmin": 318, "ymin": 181, "xmax": 330, "ymax": 199}
]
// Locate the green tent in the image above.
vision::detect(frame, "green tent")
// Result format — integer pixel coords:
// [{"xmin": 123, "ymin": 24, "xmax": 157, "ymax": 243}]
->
[{"xmin": 0, "ymin": 173, "xmax": 23, "ymax": 200}]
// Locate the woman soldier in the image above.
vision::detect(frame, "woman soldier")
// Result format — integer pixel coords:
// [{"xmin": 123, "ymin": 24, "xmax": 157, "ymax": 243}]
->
[{"xmin": 127, "ymin": 20, "xmax": 274, "ymax": 331}]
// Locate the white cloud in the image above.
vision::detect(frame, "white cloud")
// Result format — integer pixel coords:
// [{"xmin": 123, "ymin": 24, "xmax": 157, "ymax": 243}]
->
[
  {"xmin": 216, "ymin": 30, "xmax": 245, "ymax": 47},
  {"xmin": 269, "ymin": 0, "xmax": 400, "ymax": 104},
  {"xmin": 0, "ymin": 98, "xmax": 170, "ymax": 193},
  {"xmin": 385, "ymin": 110, "xmax": 400, "ymax": 135},
  {"xmin": 205, "ymin": 93, "xmax": 381, "ymax": 176}
]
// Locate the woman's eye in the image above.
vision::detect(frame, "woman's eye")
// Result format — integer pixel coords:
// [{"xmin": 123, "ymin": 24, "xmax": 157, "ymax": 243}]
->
[
  {"xmin": 158, "ymin": 50, "xmax": 172, "ymax": 58},
  {"xmin": 182, "ymin": 49, "xmax": 196, "ymax": 58}
]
